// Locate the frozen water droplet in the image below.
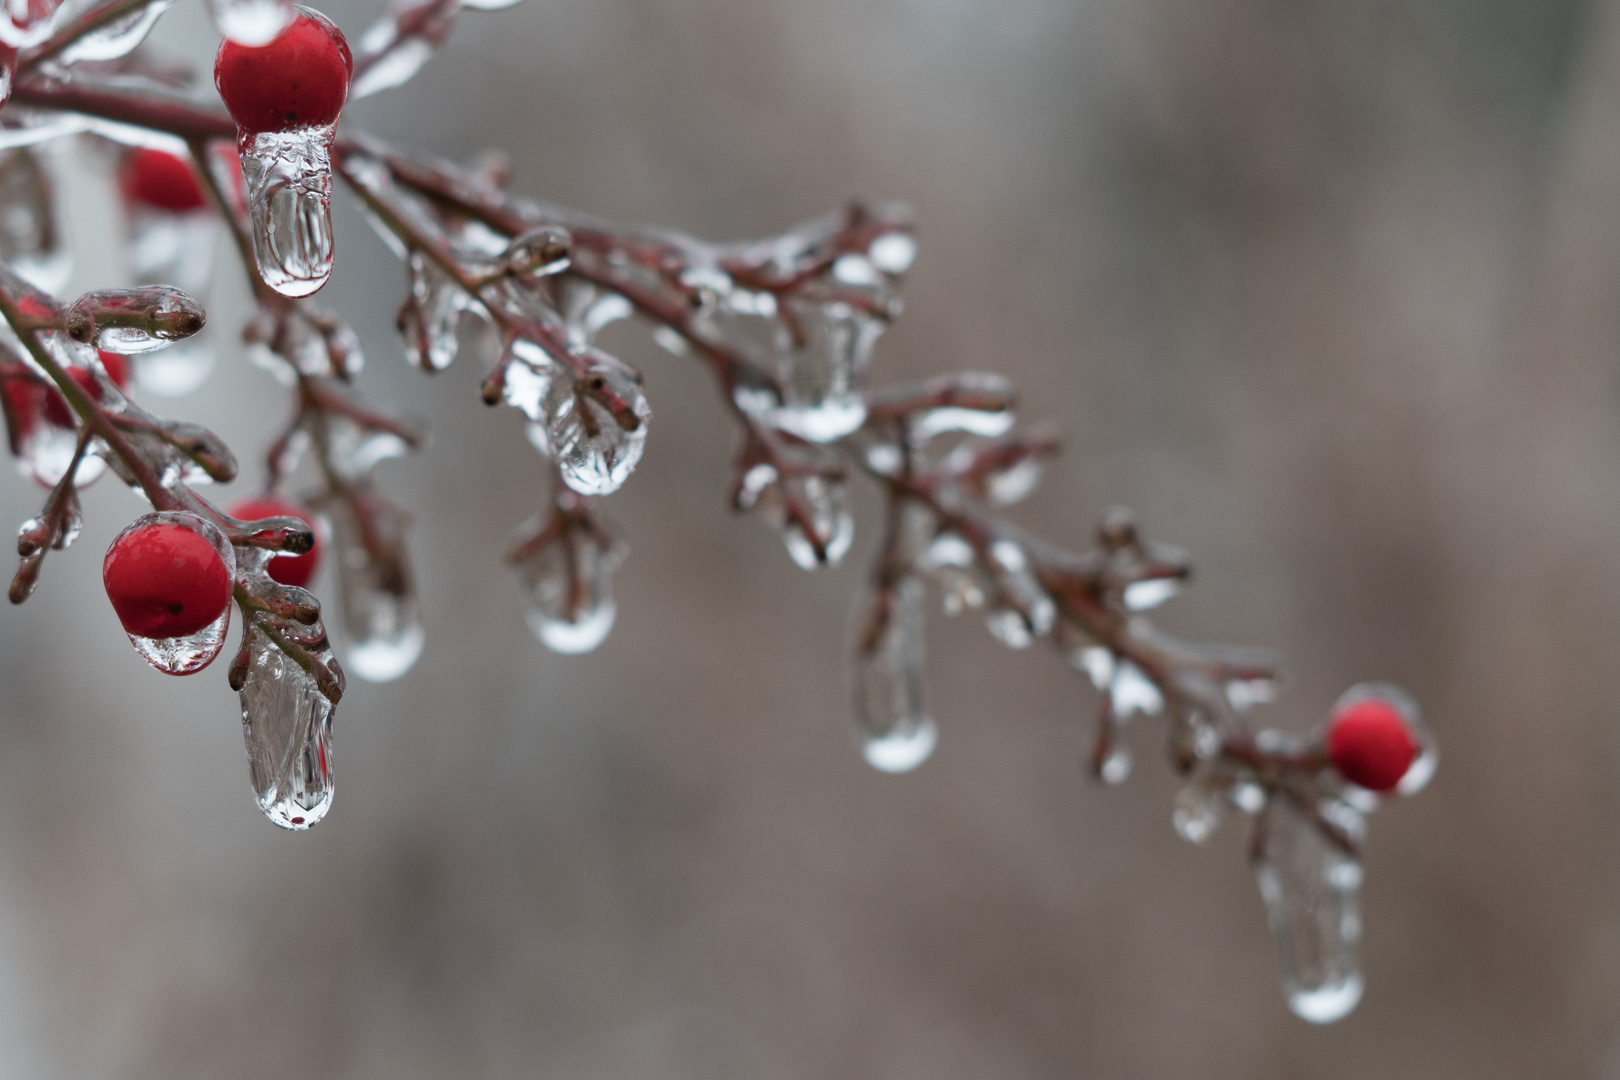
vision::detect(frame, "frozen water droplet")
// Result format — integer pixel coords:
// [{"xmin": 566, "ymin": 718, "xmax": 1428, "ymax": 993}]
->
[
  {"xmin": 504, "ymin": 343, "xmax": 651, "ymax": 496},
  {"xmin": 239, "ymin": 632, "xmax": 335, "ymax": 829},
  {"xmin": 110, "ymin": 511, "xmax": 235, "ymax": 675},
  {"xmin": 1098, "ymin": 745, "xmax": 1132, "ymax": 785},
  {"xmin": 1256, "ymin": 801, "xmax": 1365, "ymax": 1024},
  {"xmin": 983, "ymin": 539, "xmax": 1054, "ymax": 648},
  {"xmin": 734, "ymin": 461, "xmax": 854, "ymax": 570},
  {"xmin": 400, "ymin": 251, "xmax": 475, "ymax": 371},
  {"xmin": 867, "ymin": 232, "xmax": 917, "ymax": 275},
  {"xmin": 207, "ymin": 0, "xmax": 293, "ymax": 44},
  {"xmin": 1123, "ymin": 577, "xmax": 1180, "ymax": 611},
  {"xmin": 330, "ymin": 496, "xmax": 423, "ymax": 682},
  {"xmin": 513, "ymin": 519, "xmax": 625, "ymax": 655},
  {"xmin": 1229, "ymin": 780, "xmax": 1267, "ymax": 814},
  {"xmin": 58, "ymin": 0, "xmax": 175, "ymax": 62},
  {"xmin": 851, "ymin": 576, "xmax": 936, "ymax": 773},
  {"xmin": 1109, "ymin": 658, "xmax": 1164, "ymax": 718},
  {"xmin": 240, "ymin": 126, "xmax": 336, "ymax": 298},
  {"xmin": 1173, "ymin": 784, "xmax": 1224, "ymax": 844}
]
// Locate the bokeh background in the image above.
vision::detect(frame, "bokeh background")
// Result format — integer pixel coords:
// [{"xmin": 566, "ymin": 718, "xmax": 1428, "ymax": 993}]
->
[{"xmin": 3, "ymin": 0, "xmax": 1620, "ymax": 1073}]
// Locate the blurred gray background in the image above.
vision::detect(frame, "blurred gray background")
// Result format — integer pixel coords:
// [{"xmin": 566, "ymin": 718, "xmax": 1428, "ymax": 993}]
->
[{"xmin": 3, "ymin": 0, "xmax": 1620, "ymax": 1073}]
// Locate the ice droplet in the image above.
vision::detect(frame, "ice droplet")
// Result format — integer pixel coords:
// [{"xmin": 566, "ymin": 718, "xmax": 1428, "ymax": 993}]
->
[
  {"xmin": 868, "ymin": 233, "xmax": 917, "ymax": 275},
  {"xmin": 399, "ymin": 250, "xmax": 475, "ymax": 371},
  {"xmin": 239, "ymin": 630, "xmax": 335, "ymax": 829},
  {"xmin": 1098, "ymin": 745, "xmax": 1132, "ymax": 785},
  {"xmin": 57, "ymin": 0, "xmax": 176, "ymax": 62},
  {"xmin": 1255, "ymin": 800, "xmax": 1365, "ymax": 1024},
  {"xmin": 330, "ymin": 495, "xmax": 423, "ymax": 682},
  {"xmin": 513, "ymin": 521, "xmax": 625, "ymax": 655},
  {"xmin": 1173, "ymin": 784, "xmax": 1224, "ymax": 844},
  {"xmin": 240, "ymin": 126, "xmax": 336, "ymax": 298},
  {"xmin": 733, "ymin": 462, "xmax": 854, "ymax": 570},
  {"xmin": 982, "ymin": 539, "xmax": 1054, "ymax": 649},
  {"xmin": 1123, "ymin": 577, "xmax": 1180, "ymax": 611},
  {"xmin": 504, "ymin": 342, "xmax": 650, "ymax": 497},
  {"xmin": 851, "ymin": 576, "xmax": 937, "ymax": 773},
  {"xmin": 207, "ymin": 0, "xmax": 294, "ymax": 45},
  {"xmin": 110, "ymin": 511, "xmax": 235, "ymax": 675}
]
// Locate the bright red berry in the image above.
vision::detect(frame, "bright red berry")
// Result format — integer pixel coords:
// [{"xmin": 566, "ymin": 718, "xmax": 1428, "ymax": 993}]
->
[
  {"xmin": 39, "ymin": 352, "xmax": 131, "ymax": 429},
  {"xmin": 104, "ymin": 521, "xmax": 234, "ymax": 639},
  {"xmin": 1326, "ymin": 698, "xmax": 1418, "ymax": 792},
  {"xmin": 230, "ymin": 497, "xmax": 321, "ymax": 588},
  {"xmin": 214, "ymin": 9, "xmax": 352, "ymax": 136},
  {"xmin": 123, "ymin": 149, "xmax": 207, "ymax": 212}
]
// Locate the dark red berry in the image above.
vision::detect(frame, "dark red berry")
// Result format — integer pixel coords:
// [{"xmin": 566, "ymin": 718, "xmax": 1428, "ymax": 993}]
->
[
  {"xmin": 123, "ymin": 149, "xmax": 207, "ymax": 212},
  {"xmin": 104, "ymin": 521, "xmax": 234, "ymax": 639},
  {"xmin": 230, "ymin": 497, "xmax": 321, "ymax": 588},
  {"xmin": 214, "ymin": 9, "xmax": 352, "ymax": 136},
  {"xmin": 1326, "ymin": 698, "xmax": 1418, "ymax": 792},
  {"xmin": 40, "ymin": 353, "xmax": 131, "ymax": 429}
]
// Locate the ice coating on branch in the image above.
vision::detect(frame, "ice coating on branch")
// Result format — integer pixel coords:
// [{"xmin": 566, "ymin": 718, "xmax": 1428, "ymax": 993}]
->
[
  {"xmin": 57, "ymin": 0, "xmax": 177, "ymax": 62},
  {"xmin": 734, "ymin": 459, "xmax": 853, "ymax": 570},
  {"xmin": 125, "ymin": 214, "xmax": 218, "ymax": 394},
  {"xmin": 511, "ymin": 507, "xmax": 625, "ymax": 655},
  {"xmin": 1256, "ymin": 799, "xmax": 1365, "ymax": 1023},
  {"xmin": 207, "ymin": 0, "xmax": 293, "ymax": 45},
  {"xmin": 108, "ymin": 511, "xmax": 235, "ymax": 675},
  {"xmin": 241, "ymin": 126, "xmax": 336, "ymax": 298},
  {"xmin": 397, "ymin": 250, "xmax": 477, "ymax": 371},
  {"xmin": 238, "ymin": 627, "xmax": 335, "ymax": 829},
  {"xmin": 350, "ymin": 0, "xmax": 456, "ymax": 100},
  {"xmin": 65, "ymin": 286, "xmax": 205, "ymax": 354},
  {"xmin": 329, "ymin": 488, "xmax": 423, "ymax": 682},
  {"xmin": 503, "ymin": 341, "xmax": 650, "ymax": 497},
  {"xmin": 0, "ymin": 149, "xmax": 68, "ymax": 292},
  {"xmin": 851, "ymin": 576, "xmax": 937, "ymax": 773}
]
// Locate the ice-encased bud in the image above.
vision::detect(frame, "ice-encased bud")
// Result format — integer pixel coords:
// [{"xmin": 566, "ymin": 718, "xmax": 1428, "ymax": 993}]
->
[
  {"xmin": 57, "ymin": 0, "xmax": 176, "ymax": 62},
  {"xmin": 239, "ymin": 631, "xmax": 335, "ymax": 829},
  {"xmin": 851, "ymin": 576, "xmax": 938, "ymax": 773},
  {"xmin": 207, "ymin": 0, "xmax": 294, "ymax": 45},
  {"xmin": 733, "ymin": 460, "xmax": 853, "ymax": 570},
  {"xmin": 513, "ymin": 520, "xmax": 625, "ymax": 655},
  {"xmin": 1255, "ymin": 799, "xmax": 1365, "ymax": 1024},
  {"xmin": 108, "ymin": 510, "xmax": 235, "ymax": 675},
  {"xmin": 504, "ymin": 342, "xmax": 650, "ymax": 496},
  {"xmin": 65, "ymin": 286, "xmax": 205, "ymax": 354},
  {"xmin": 240, "ymin": 126, "xmax": 336, "ymax": 298},
  {"xmin": 330, "ymin": 494, "xmax": 423, "ymax": 682}
]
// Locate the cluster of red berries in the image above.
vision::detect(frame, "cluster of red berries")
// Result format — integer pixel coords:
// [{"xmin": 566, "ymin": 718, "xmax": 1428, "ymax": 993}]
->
[
  {"xmin": 3, "ymin": 351, "xmax": 131, "ymax": 448},
  {"xmin": 1324, "ymin": 697, "xmax": 1421, "ymax": 792}
]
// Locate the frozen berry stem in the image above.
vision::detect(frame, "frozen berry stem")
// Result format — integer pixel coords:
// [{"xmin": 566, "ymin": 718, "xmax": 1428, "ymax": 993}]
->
[{"xmin": 0, "ymin": 0, "xmax": 1433, "ymax": 1018}]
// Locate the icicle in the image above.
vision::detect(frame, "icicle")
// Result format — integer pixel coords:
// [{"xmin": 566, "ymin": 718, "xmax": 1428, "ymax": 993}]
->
[
  {"xmin": 238, "ymin": 627, "xmax": 335, "ymax": 829},
  {"xmin": 206, "ymin": 0, "xmax": 293, "ymax": 45},
  {"xmin": 1255, "ymin": 799, "xmax": 1365, "ymax": 1024},
  {"xmin": 56, "ymin": 0, "xmax": 176, "ymax": 62},
  {"xmin": 240, "ymin": 125, "xmax": 337, "ymax": 298},
  {"xmin": 503, "ymin": 341, "xmax": 650, "ymax": 496},
  {"xmin": 512, "ymin": 518, "xmax": 625, "ymax": 655},
  {"xmin": 850, "ymin": 576, "xmax": 937, "ymax": 773},
  {"xmin": 329, "ymin": 493, "xmax": 423, "ymax": 682}
]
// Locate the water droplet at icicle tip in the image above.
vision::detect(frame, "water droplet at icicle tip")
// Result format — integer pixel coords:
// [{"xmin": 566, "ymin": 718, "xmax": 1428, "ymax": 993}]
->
[{"xmin": 851, "ymin": 577, "xmax": 937, "ymax": 774}]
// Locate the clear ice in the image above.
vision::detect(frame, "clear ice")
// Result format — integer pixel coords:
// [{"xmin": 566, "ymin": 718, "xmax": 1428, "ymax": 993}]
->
[
  {"xmin": 240, "ymin": 126, "xmax": 337, "ymax": 299},
  {"xmin": 239, "ymin": 631, "xmax": 335, "ymax": 829},
  {"xmin": 851, "ymin": 577, "xmax": 937, "ymax": 773},
  {"xmin": 330, "ymin": 495, "xmax": 423, "ymax": 682},
  {"xmin": 503, "ymin": 342, "xmax": 650, "ymax": 497},
  {"xmin": 513, "ymin": 521, "xmax": 624, "ymax": 655}
]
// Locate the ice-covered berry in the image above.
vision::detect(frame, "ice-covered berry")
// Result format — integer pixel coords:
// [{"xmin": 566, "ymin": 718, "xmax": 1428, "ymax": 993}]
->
[
  {"xmin": 214, "ymin": 8, "xmax": 352, "ymax": 135},
  {"xmin": 1325, "ymin": 697, "xmax": 1418, "ymax": 792},
  {"xmin": 104, "ymin": 518, "xmax": 234, "ymax": 640}
]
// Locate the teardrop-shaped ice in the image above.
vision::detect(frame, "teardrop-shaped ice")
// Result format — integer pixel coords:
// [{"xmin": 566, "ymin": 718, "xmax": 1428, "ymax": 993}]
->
[
  {"xmin": 771, "ymin": 297, "xmax": 881, "ymax": 443},
  {"xmin": 330, "ymin": 496, "xmax": 423, "ymax": 682},
  {"xmin": 1255, "ymin": 800, "xmax": 1365, "ymax": 1024},
  {"xmin": 504, "ymin": 342, "xmax": 650, "ymax": 496},
  {"xmin": 206, "ymin": 0, "xmax": 293, "ymax": 44},
  {"xmin": 109, "ymin": 511, "xmax": 235, "ymax": 675},
  {"xmin": 57, "ymin": 0, "xmax": 176, "ymax": 62},
  {"xmin": 982, "ymin": 539, "xmax": 1054, "ymax": 649},
  {"xmin": 399, "ymin": 251, "xmax": 473, "ymax": 372},
  {"xmin": 514, "ymin": 524, "xmax": 625, "ymax": 655},
  {"xmin": 1173, "ymin": 783, "xmax": 1224, "ymax": 844},
  {"xmin": 240, "ymin": 126, "xmax": 336, "ymax": 298},
  {"xmin": 733, "ymin": 462, "xmax": 854, "ymax": 570},
  {"xmin": 239, "ymin": 632, "xmax": 334, "ymax": 829},
  {"xmin": 851, "ymin": 576, "xmax": 938, "ymax": 773}
]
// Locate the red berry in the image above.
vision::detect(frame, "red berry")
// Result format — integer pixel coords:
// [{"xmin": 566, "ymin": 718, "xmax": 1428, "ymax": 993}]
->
[
  {"xmin": 39, "ymin": 354, "xmax": 130, "ymax": 429},
  {"xmin": 1326, "ymin": 698, "xmax": 1418, "ymax": 792},
  {"xmin": 214, "ymin": 9, "xmax": 352, "ymax": 136},
  {"xmin": 230, "ymin": 497, "xmax": 321, "ymax": 588},
  {"xmin": 104, "ymin": 521, "xmax": 234, "ymax": 639},
  {"xmin": 123, "ymin": 149, "xmax": 207, "ymax": 212}
]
